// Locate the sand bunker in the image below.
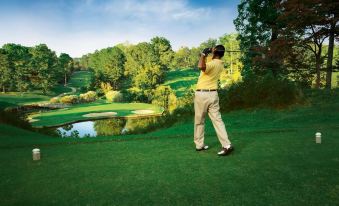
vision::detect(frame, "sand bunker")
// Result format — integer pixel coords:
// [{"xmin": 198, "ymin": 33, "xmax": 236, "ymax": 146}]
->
[
  {"xmin": 132, "ymin": 110, "xmax": 155, "ymax": 115},
  {"xmin": 82, "ymin": 112, "xmax": 117, "ymax": 118},
  {"xmin": 28, "ymin": 118, "xmax": 39, "ymax": 123}
]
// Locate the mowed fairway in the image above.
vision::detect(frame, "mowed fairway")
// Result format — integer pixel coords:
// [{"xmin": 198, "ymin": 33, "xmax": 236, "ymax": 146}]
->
[
  {"xmin": 30, "ymin": 100, "xmax": 162, "ymax": 127},
  {"xmin": 0, "ymin": 90, "xmax": 338, "ymax": 205},
  {"xmin": 163, "ymin": 68, "xmax": 198, "ymax": 96},
  {"xmin": 0, "ymin": 85, "xmax": 73, "ymax": 110},
  {"xmin": 68, "ymin": 70, "xmax": 94, "ymax": 93},
  {"xmin": 0, "ymin": 93, "xmax": 50, "ymax": 109}
]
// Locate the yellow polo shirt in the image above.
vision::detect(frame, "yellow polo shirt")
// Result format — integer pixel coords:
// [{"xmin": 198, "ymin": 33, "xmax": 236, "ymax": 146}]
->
[{"xmin": 196, "ymin": 59, "xmax": 224, "ymax": 90}]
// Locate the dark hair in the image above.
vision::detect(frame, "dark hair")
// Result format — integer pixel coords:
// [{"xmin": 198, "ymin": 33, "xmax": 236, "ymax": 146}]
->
[{"xmin": 214, "ymin": 45, "xmax": 225, "ymax": 58}]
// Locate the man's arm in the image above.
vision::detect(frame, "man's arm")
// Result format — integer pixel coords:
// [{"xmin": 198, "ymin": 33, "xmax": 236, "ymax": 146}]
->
[{"xmin": 198, "ymin": 55, "xmax": 206, "ymax": 72}]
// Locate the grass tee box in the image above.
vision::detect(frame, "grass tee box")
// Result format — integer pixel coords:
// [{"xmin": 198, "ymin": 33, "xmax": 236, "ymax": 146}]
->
[
  {"xmin": 29, "ymin": 101, "xmax": 162, "ymax": 127},
  {"xmin": 0, "ymin": 90, "xmax": 339, "ymax": 205}
]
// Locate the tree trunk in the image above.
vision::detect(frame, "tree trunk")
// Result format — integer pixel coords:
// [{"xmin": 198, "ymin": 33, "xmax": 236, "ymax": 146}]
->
[
  {"xmin": 270, "ymin": 26, "xmax": 281, "ymax": 78},
  {"xmin": 315, "ymin": 57, "xmax": 321, "ymax": 89},
  {"xmin": 314, "ymin": 43, "xmax": 322, "ymax": 89},
  {"xmin": 64, "ymin": 73, "xmax": 67, "ymax": 86},
  {"xmin": 325, "ymin": 22, "xmax": 335, "ymax": 89},
  {"xmin": 271, "ymin": 26, "xmax": 278, "ymax": 42},
  {"xmin": 2, "ymin": 86, "xmax": 5, "ymax": 93}
]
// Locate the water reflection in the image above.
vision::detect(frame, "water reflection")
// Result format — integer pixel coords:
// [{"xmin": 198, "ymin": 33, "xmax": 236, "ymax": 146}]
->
[
  {"xmin": 94, "ymin": 118, "xmax": 126, "ymax": 136},
  {"xmin": 56, "ymin": 117, "xmax": 162, "ymax": 138},
  {"xmin": 125, "ymin": 117, "xmax": 164, "ymax": 134},
  {"xmin": 57, "ymin": 121, "xmax": 97, "ymax": 137}
]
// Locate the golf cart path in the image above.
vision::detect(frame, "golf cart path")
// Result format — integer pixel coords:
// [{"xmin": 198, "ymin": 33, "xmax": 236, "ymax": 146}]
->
[{"xmin": 55, "ymin": 86, "xmax": 76, "ymax": 97}]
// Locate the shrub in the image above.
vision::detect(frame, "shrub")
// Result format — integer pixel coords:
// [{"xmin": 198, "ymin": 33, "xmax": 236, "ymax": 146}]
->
[
  {"xmin": 105, "ymin": 91, "xmax": 123, "ymax": 102},
  {"xmin": 79, "ymin": 91, "xmax": 97, "ymax": 103},
  {"xmin": 175, "ymin": 88, "xmax": 195, "ymax": 115},
  {"xmin": 151, "ymin": 86, "xmax": 177, "ymax": 113},
  {"xmin": 49, "ymin": 97, "xmax": 60, "ymax": 103},
  {"xmin": 60, "ymin": 95, "xmax": 79, "ymax": 104},
  {"xmin": 219, "ymin": 74, "xmax": 304, "ymax": 111},
  {"xmin": 124, "ymin": 87, "xmax": 150, "ymax": 102},
  {"xmin": 100, "ymin": 82, "xmax": 113, "ymax": 94}
]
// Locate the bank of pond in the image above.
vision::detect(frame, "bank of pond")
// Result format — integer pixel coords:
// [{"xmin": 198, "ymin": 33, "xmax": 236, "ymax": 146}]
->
[
  {"xmin": 1, "ymin": 101, "xmax": 167, "ymax": 138},
  {"xmin": 28, "ymin": 101, "xmax": 163, "ymax": 128}
]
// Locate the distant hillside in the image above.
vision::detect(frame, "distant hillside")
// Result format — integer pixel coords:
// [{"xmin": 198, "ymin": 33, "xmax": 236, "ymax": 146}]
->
[
  {"xmin": 163, "ymin": 68, "xmax": 199, "ymax": 97},
  {"xmin": 68, "ymin": 70, "xmax": 94, "ymax": 93}
]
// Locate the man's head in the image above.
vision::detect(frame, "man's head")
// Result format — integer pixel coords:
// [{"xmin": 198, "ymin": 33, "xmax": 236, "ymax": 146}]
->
[{"xmin": 212, "ymin": 45, "xmax": 225, "ymax": 58}]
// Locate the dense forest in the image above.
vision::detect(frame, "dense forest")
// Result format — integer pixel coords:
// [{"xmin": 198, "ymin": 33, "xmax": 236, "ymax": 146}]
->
[
  {"xmin": 0, "ymin": 0, "xmax": 338, "ymax": 100},
  {"xmin": 234, "ymin": 0, "xmax": 339, "ymax": 88},
  {"xmin": 0, "ymin": 44, "xmax": 74, "ymax": 93},
  {"xmin": 0, "ymin": 34, "xmax": 242, "ymax": 102}
]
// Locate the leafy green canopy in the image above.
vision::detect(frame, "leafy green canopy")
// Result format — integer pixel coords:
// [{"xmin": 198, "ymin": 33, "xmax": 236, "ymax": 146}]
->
[
  {"xmin": 87, "ymin": 47, "xmax": 126, "ymax": 90},
  {"xmin": 59, "ymin": 53, "xmax": 74, "ymax": 86},
  {"xmin": 234, "ymin": 0, "xmax": 281, "ymax": 78},
  {"xmin": 0, "ymin": 43, "xmax": 73, "ymax": 93},
  {"xmin": 125, "ymin": 42, "xmax": 165, "ymax": 90},
  {"xmin": 234, "ymin": 0, "xmax": 339, "ymax": 89}
]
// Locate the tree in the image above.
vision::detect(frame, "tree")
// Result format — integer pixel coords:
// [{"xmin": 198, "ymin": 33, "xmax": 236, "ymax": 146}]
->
[
  {"xmin": 79, "ymin": 54, "xmax": 90, "ymax": 69},
  {"xmin": 234, "ymin": 0, "xmax": 282, "ymax": 78},
  {"xmin": 2, "ymin": 43, "xmax": 32, "ymax": 92},
  {"xmin": 124, "ymin": 42, "xmax": 165, "ymax": 91},
  {"xmin": 86, "ymin": 47, "xmax": 126, "ymax": 90},
  {"xmin": 284, "ymin": 43, "xmax": 315, "ymax": 87},
  {"xmin": 29, "ymin": 44, "xmax": 59, "ymax": 93},
  {"xmin": 317, "ymin": 0, "xmax": 338, "ymax": 88},
  {"xmin": 279, "ymin": 0, "xmax": 339, "ymax": 88},
  {"xmin": 59, "ymin": 53, "xmax": 74, "ymax": 86},
  {"xmin": 0, "ymin": 49, "xmax": 10, "ymax": 93},
  {"xmin": 218, "ymin": 33, "xmax": 243, "ymax": 86},
  {"xmin": 151, "ymin": 85, "xmax": 177, "ymax": 113},
  {"xmin": 99, "ymin": 47, "xmax": 126, "ymax": 90},
  {"xmin": 172, "ymin": 47, "xmax": 193, "ymax": 69},
  {"xmin": 188, "ymin": 47, "xmax": 201, "ymax": 69},
  {"xmin": 198, "ymin": 38, "xmax": 217, "ymax": 50},
  {"xmin": 151, "ymin": 36, "xmax": 174, "ymax": 70}
]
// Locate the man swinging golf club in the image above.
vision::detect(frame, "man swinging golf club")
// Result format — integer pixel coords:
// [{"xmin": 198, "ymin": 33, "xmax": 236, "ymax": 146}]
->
[{"xmin": 194, "ymin": 45, "xmax": 234, "ymax": 156}]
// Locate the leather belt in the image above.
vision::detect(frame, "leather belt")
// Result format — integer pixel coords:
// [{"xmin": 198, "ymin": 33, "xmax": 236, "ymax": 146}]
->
[{"xmin": 196, "ymin": 89, "xmax": 217, "ymax": 92}]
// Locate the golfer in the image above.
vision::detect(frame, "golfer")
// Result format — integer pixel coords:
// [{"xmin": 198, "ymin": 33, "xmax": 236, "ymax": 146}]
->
[{"xmin": 194, "ymin": 45, "xmax": 234, "ymax": 156}]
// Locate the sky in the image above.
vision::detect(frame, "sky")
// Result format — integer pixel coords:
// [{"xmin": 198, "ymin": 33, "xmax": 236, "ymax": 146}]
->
[{"xmin": 0, "ymin": 0, "xmax": 240, "ymax": 57}]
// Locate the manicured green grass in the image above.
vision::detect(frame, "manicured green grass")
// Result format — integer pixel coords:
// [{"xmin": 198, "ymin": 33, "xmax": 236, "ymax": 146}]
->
[
  {"xmin": 49, "ymin": 84, "xmax": 73, "ymax": 95},
  {"xmin": 164, "ymin": 68, "xmax": 198, "ymax": 96},
  {"xmin": 0, "ymin": 93, "xmax": 50, "ymax": 109},
  {"xmin": 68, "ymin": 70, "xmax": 94, "ymax": 92},
  {"xmin": 29, "ymin": 100, "xmax": 162, "ymax": 127},
  {"xmin": 0, "ymin": 84, "xmax": 73, "ymax": 109},
  {"xmin": 0, "ymin": 90, "xmax": 338, "ymax": 205}
]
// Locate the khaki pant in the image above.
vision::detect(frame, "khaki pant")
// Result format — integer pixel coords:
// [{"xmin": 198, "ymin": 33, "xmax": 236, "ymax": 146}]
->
[{"xmin": 194, "ymin": 91, "xmax": 231, "ymax": 149}]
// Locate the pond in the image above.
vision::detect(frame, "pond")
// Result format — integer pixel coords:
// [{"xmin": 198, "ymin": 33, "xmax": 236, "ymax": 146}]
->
[{"xmin": 55, "ymin": 116, "xmax": 164, "ymax": 138}]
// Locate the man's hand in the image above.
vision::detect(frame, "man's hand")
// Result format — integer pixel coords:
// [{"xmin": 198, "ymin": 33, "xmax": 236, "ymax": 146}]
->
[
  {"xmin": 201, "ymin": 48, "xmax": 212, "ymax": 56},
  {"xmin": 198, "ymin": 52, "xmax": 207, "ymax": 72}
]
